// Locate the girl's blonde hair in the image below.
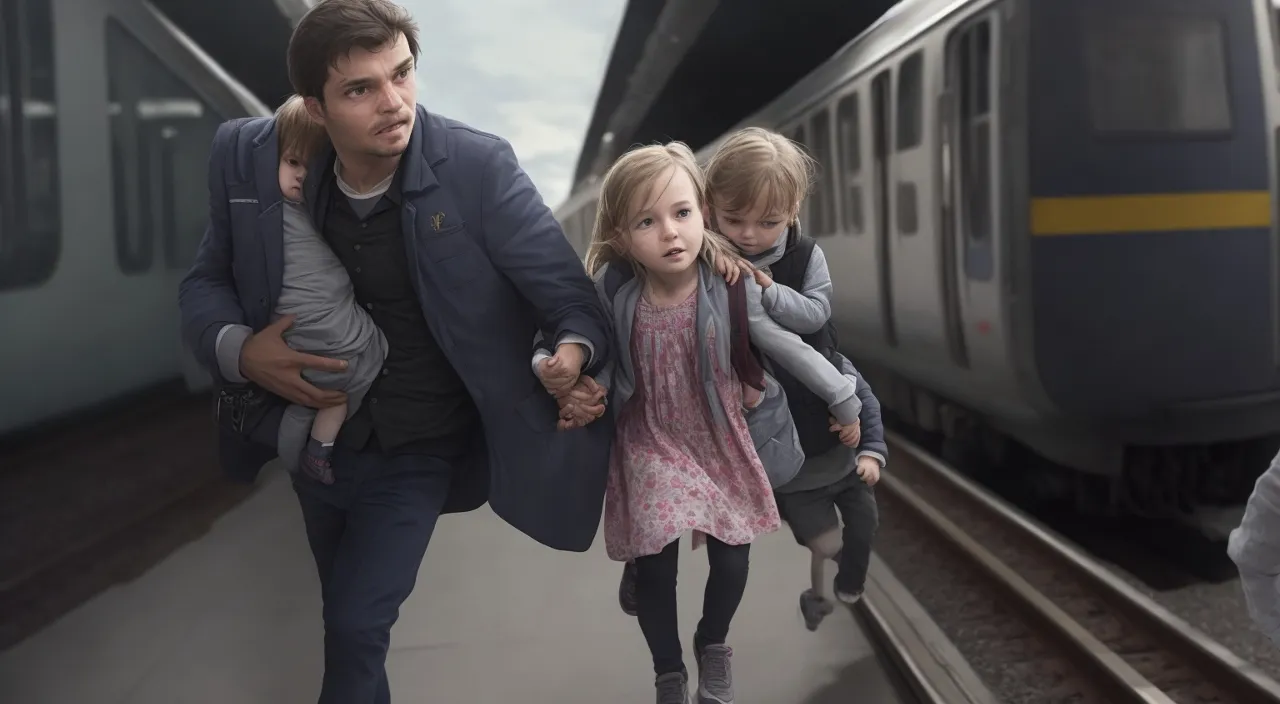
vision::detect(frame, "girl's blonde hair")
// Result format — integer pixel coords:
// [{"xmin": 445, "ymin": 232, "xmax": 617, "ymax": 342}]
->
[
  {"xmin": 586, "ymin": 141, "xmax": 737, "ymax": 278},
  {"xmin": 703, "ymin": 126, "xmax": 815, "ymax": 223},
  {"xmin": 274, "ymin": 94, "xmax": 328, "ymax": 162}
]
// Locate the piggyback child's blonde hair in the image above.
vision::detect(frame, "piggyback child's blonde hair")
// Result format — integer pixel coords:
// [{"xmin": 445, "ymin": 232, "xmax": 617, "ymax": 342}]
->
[
  {"xmin": 586, "ymin": 141, "xmax": 738, "ymax": 279},
  {"xmin": 274, "ymin": 94, "xmax": 329, "ymax": 163},
  {"xmin": 703, "ymin": 126, "xmax": 815, "ymax": 224}
]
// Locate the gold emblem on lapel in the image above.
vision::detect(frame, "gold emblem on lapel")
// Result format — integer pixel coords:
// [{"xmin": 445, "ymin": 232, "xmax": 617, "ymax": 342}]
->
[{"xmin": 431, "ymin": 212, "xmax": 445, "ymax": 232}]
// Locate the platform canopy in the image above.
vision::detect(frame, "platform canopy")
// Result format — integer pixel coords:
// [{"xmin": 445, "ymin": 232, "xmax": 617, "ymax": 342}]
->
[
  {"xmin": 151, "ymin": 0, "xmax": 313, "ymax": 109},
  {"xmin": 571, "ymin": 0, "xmax": 899, "ymax": 194}
]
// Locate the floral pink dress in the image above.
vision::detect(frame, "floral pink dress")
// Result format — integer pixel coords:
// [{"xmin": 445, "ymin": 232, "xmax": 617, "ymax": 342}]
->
[{"xmin": 602, "ymin": 289, "xmax": 781, "ymax": 562}]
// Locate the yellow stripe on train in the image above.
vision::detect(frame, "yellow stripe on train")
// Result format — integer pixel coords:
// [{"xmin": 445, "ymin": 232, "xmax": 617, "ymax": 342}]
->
[{"xmin": 1029, "ymin": 191, "xmax": 1272, "ymax": 236}]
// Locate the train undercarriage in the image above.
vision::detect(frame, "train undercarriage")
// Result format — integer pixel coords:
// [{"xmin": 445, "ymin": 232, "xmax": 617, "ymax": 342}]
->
[{"xmin": 862, "ymin": 363, "xmax": 1279, "ymax": 525}]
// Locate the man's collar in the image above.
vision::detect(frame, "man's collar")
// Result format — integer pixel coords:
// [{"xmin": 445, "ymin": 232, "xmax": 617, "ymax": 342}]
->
[{"xmin": 333, "ymin": 157, "xmax": 402, "ymax": 204}]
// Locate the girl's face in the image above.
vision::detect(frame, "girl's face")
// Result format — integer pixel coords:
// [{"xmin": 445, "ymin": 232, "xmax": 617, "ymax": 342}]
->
[
  {"xmin": 623, "ymin": 167, "xmax": 705, "ymax": 278},
  {"xmin": 712, "ymin": 197, "xmax": 791, "ymax": 256}
]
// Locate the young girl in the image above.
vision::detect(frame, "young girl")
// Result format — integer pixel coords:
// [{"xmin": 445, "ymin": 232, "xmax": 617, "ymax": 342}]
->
[
  {"xmin": 270, "ymin": 95, "xmax": 388, "ymax": 483},
  {"xmin": 550, "ymin": 140, "xmax": 865, "ymax": 704},
  {"xmin": 706, "ymin": 126, "xmax": 887, "ymax": 630}
]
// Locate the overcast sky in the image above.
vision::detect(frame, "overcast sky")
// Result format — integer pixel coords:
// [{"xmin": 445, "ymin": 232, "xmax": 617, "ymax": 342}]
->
[{"xmin": 398, "ymin": 0, "xmax": 625, "ymax": 209}]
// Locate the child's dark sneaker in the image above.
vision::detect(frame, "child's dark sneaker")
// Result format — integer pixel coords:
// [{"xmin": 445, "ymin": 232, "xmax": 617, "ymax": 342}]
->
[
  {"xmin": 619, "ymin": 560, "xmax": 638, "ymax": 616},
  {"xmin": 299, "ymin": 438, "xmax": 335, "ymax": 485},
  {"xmin": 655, "ymin": 671, "xmax": 691, "ymax": 704},
  {"xmin": 799, "ymin": 588, "xmax": 834, "ymax": 631}
]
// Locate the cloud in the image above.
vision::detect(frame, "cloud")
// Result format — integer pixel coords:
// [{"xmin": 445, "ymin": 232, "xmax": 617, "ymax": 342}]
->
[{"xmin": 402, "ymin": 0, "xmax": 622, "ymax": 207}]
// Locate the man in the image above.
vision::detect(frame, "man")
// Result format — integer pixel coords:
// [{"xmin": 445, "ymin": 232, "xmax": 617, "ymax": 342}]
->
[{"xmin": 177, "ymin": 1, "xmax": 612, "ymax": 701}]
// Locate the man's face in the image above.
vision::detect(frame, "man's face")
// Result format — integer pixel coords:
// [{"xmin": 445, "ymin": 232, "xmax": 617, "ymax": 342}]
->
[{"xmin": 308, "ymin": 32, "xmax": 417, "ymax": 160}]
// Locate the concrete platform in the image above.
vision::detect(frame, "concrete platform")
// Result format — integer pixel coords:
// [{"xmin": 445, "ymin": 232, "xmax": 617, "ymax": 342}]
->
[{"xmin": 0, "ymin": 465, "xmax": 909, "ymax": 703}]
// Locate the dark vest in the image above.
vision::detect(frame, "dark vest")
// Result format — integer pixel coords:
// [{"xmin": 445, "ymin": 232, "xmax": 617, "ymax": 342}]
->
[
  {"xmin": 765, "ymin": 229, "xmax": 842, "ymax": 457},
  {"xmin": 320, "ymin": 172, "xmax": 478, "ymax": 455}
]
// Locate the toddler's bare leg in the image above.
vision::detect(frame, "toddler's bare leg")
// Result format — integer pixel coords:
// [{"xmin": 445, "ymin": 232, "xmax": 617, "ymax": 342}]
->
[
  {"xmin": 311, "ymin": 403, "xmax": 348, "ymax": 443},
  {"xmin": 799, "ymin": 528, "xmax": 842, "ymax": 631},
  {"xmin": 807, "ymin": 529, "xmax": 843, "ymax": 599}
]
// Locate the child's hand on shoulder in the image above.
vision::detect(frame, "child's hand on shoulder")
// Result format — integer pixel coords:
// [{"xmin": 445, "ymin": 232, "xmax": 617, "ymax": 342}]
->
[
  {"xmin": 741, "ymin": 382, "xmax": 762, "ymax": 410},
  {"xmin": 828, "ymin": 416, "xmax": 861, "ymax": 448},
  {"xmin": 712, "ymin": 250, "xmax": 744, "ymax": 285},
  {"xmin": 856, "ymin": 456, "xmax": 881, "ymax": 486}
]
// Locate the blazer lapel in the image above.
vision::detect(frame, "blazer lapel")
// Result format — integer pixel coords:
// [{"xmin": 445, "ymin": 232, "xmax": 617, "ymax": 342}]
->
[{"xmin": 251, "ymin": 130, "xmax": 284, "ymax": 314}]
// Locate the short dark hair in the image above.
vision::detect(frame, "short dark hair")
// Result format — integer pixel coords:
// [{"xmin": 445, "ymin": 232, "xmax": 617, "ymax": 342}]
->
[{"xmin": 287, "ymin": 0, "xmax": 421, "ymax": 102}]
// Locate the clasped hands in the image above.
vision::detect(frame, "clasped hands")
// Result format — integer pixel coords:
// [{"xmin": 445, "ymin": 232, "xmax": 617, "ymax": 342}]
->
[{"xmin": 537, "ymin": 342, "xmax": 607, "ymax": 430}]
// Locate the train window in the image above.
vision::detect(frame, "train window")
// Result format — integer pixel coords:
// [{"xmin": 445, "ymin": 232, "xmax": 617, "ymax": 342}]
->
[
  {"xmin": 808, "ymin": 108, "xmax": 836, "ymax": 236},
  {"xmin": 896, "ymin": 52, "xmax": 924, "ymax": 151},
  {"xmin": 1084, "ymin": 15, "xmax": 1230, "ymax": 134},
  {"xmin": 107, "ymin": 18, "xmax": 226, "ymax": 276},
  {"xmin": 952, "ymin": 20, "xmax": 995, "ymax": 248},
  {"xmin": 0, "ymin": 0, "xmax": 61, "ymax": 292},
  {"xmin": 835, "ymin": 92, "xmax": 864, "ymax": 234}
]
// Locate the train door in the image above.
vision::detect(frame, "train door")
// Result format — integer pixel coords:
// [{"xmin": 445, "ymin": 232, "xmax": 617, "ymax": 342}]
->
[
  {"xmin": 830, "ymin": 88, "xmax": 884, "ymax": 343},
  {"xmin": 1259, "ymin": 0, "xmax": 1280, "ymax": 363},
  {"xmin": 871, "ymin": 69, "xmax": 897, "ymax": 347},
  {"xmin": 885, "ymin": 49, "xmax": 949, "ymax": 363},
  {"xmin": 945, "ymin": 11, "xmax": 1007, "ymax": 376}
]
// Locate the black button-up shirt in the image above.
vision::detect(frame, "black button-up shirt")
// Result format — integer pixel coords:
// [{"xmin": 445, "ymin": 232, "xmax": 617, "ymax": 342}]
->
[{"xmin": 320, "ymin": 167, "xmax": 478, "ymax": 455}]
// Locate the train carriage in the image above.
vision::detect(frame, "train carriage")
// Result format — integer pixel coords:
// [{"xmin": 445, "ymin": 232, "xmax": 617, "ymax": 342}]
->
[
  {"xmin": 555, "ymin": 0, "xmax": 1280, "ymax": 515},
  {"xmin": 0, "ymin": 0, "xmax": 270, "ymax": 436}
]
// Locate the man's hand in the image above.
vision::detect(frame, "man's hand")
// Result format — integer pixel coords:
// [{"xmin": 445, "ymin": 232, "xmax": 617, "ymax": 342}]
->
[
  {"xmin": 538, "ymin": 342, "xmax": 586, "ymax": 397},
  {"xmin": 239, "ymin": 315, "xmax": 348, "ymax": 408},
  {"xmin": 555, "ymin": 376, "xmax": 606, "ymax": 430},
  {"xmin": 828, "ymin": 416, "xmax": 861, "ymax": 448},
  {"xmin": 855, "ymin": 456, "xmax": 881, "ymax": 486}
]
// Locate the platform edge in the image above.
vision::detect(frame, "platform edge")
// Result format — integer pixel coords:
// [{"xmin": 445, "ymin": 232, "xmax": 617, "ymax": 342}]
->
[{"xmin": 855, "ymin": 551, "xmax": 1000, "ymax": 704}]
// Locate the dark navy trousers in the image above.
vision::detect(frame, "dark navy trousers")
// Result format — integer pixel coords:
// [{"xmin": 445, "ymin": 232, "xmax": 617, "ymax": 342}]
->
[{"xmin": 291, "ymin": 445, "xmax": 456, "ymax": 704}]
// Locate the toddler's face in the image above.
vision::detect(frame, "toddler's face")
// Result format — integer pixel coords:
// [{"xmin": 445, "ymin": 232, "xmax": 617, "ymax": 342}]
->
[
  {"xmin": 278, "ymin": 152, "xmax": 307, "ymax": 203},
  {"xmin": 711, "ymin": 197, "xmax": 792, "ymax": 256}
]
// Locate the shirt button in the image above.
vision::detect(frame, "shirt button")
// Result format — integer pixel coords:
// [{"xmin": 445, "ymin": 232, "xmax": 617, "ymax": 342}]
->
[
  {"xmin": 366, "ymin": 303, "xmax": 374, "ymax": 310},
  {"xmin": 355, "ymin": 267, "xmax": 362, "ymax": 273},
  {"xmin": 354, "ymin": 244, "xmax": 361, "ymax": 251},
  {"xmin": 361, "ymin": 223, "xmax": 367, "ymax": 229},
  {"xmin": 381, "ymin": 368, "xmax": 389, "ymax": 376},
  {"xmin": 370, "ymin": 397, "xmax": 378, "ymax": 404}
]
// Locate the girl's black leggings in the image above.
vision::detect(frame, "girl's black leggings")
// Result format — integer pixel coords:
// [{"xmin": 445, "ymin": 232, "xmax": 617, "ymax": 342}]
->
[{"xmin": 632, "ymin": 535, "xmax": 752, "ymax": 676}]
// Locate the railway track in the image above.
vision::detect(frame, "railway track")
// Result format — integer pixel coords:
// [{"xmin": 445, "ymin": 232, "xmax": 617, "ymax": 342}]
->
[{"xmin": 878, "ymin": 430, "xmax": 1280, "ymax": 704}]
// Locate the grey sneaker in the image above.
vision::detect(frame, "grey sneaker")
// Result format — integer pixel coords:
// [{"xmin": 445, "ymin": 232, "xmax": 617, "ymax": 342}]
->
[
  {"xmin": 655, "ymin": 671, "xmax": 691, "ymax": 704},
  {"xmin": 799, "ymin": 588, "xmax": 835, "ymax": 631},
  {"xmin": 694, "ymin": 643, "xmax": 734, "ymax": 704}
]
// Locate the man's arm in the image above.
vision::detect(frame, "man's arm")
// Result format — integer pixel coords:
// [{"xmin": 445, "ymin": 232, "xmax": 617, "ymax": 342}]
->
[
  {"xmin": 479, "ymin": 138, "xmax": 612, "ymax": 376},
  {"xmin": 178, "ymin": 120, "xmax": 249, "ymax": 385},
  {"xmin": 761, "ymin": 245, "xmax": 834, "ymax": 334}
]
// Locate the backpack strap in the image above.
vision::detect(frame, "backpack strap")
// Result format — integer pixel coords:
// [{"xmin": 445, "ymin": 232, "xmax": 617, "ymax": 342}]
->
[{"xmin": 727, "ymin": 277, "xmax": 765, "ymax": 390}]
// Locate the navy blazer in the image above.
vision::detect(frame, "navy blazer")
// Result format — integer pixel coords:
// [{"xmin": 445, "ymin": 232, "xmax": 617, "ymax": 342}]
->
[{"xmin": 178, "ymin": 105, "xmax": 615, "ymax": 552}]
